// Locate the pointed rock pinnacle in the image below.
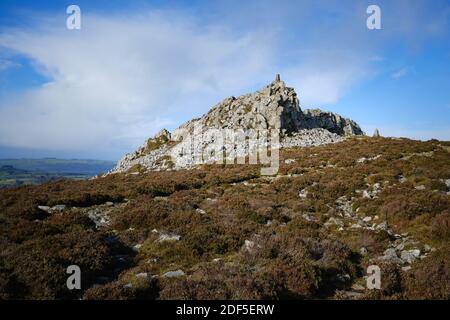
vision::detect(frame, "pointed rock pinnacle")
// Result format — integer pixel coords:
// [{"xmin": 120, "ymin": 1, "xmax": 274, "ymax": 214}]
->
[{"xmin": 275, "ymin": 74, "xmax": 281, "ymax": 82}]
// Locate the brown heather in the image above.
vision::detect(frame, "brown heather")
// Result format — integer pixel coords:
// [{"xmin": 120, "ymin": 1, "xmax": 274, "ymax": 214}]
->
[{"xmin": 0, "ymin": 137, "xmax": 449, "ymax": 299}]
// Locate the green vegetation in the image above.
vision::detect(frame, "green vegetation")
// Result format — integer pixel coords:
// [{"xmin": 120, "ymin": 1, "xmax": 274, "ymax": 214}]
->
[
  {"xmin": 145, "ymin": 135, "xmax": 169, "ymax": 153},
  {"xmin": 0, "ymin": 137, "xmax": 449, "ymax": 300}
]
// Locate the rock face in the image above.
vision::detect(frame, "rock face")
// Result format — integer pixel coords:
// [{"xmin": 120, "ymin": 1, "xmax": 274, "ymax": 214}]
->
[
  {"xmin": 109, "ymin": 75, "xmax": 364, "ymax": 174},
  {"xmin": 301, "ymin": 109, "xmax": 364, "ymax": 136}
]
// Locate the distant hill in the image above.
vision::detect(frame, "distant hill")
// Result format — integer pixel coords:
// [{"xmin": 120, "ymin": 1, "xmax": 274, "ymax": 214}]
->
[
  {"xmin": 0, "ymin": 158, "xmax": 115, "ymax": 176},
  {"xmin": 0, "ymin": 165, "xmax": 28, "ymax": 175},
  {"xmin": 0, "ymin": 159, "xmax": 115, "ymax": 188}
]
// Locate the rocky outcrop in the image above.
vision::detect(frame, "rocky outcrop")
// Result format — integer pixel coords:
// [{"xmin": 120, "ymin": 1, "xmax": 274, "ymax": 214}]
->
[
  {"xmin": 109, "ymin": 75, "xmax": 364, "ymax": 174},
  {"xmin": 301, "ymin": 109, "xmax": 364, "ymax": 136}
]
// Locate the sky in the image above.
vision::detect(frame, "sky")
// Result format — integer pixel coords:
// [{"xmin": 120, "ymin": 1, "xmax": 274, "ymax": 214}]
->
[{"xmin": 0, "ymin": 0, "xmax": 449, "ymax": 160}]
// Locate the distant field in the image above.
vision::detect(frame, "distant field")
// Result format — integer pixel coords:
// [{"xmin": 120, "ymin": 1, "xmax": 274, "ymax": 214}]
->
[
  {"xmin": 0, "ymin": 159, "xmax": 116, "ymax": 188},
  {"xmin": 0, "ymin": 158, "xmax": 116, "ymax": 175}
]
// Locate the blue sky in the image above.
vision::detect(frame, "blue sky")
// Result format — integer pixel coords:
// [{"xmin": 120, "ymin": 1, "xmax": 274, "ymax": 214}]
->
[{"xmin": 0, "ymin": 0, "xmax": 449, "ymax": 160}]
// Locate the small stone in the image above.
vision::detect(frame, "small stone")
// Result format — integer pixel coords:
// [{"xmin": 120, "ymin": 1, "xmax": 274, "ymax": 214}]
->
[
  {"xmin": 38, "ymin": 205, "xmax": 50, "ymax": 211},
  {"xmin": 379, "ymin": 248, "xmax": 403, "ymax": 264},
  {"xmin": 163, "ymin": 270, "xmax": 185, "ymax": 278},
  {"xmin": 411, "ymin": 249, "xmax": 421, "ymax": 257},
  {"xmin": 336, "ymin": 273, "xmax": 351, "ymax": 282},
  {"xmin": 244, "ymin": 240, "xmax": 255, "ymax": 251},
  {"xmin": 351, "ymin": 284, "xmax": 366, "ymax": 291},
  {"xmin": 376, "ymin": 222, "xmax": 388, "ymax": 231},
  {"xmin": 424, "ymin": 244, "xmax": 432, "ymax": 252},
  {"xmin": 414, "ymin": 185, "xmax": 426, "ymax": 190},
  {"xmin": 442, "ymin": 179, "xmax": 450, "ymax": 189},
  {"xmin": 384, "ymin": 248, "xmax": 397, "ymax": 256},
  {"xmin": 360, "ymin": 247, "xmax": 368, "ymax": 255},
  {"xmin": 362, "ymin": 216, "xmax": 372, "ymax": 222},
  {"xmin": 133, "ymin": 244, "xmax": 142, "ymax": 252},
  {"xmin": 146, "ymin": 258, "xmax": 158, "ymax": 264},
  {"xmin": 158, "ymin": 233, "xmax": 181, "ymax": 242},
  {"xmin": 298, "ymin": 189, "xmax": 308, "ymax": 199},
  {"xmin": 52, "ymin": 205, "xmax": 66, "ymax": 211},
  {"xmin": 136, "ymin": 272, "xmax": 148, "ymax": 279},
  {"xmin": 105, "ymin": 201, "xmax": 114, "ymax": 206},
  {"xmin": 400, "ymin": 250, "xmax": 420, "ymax": 264},
  {"xmin": 195, "ymin": 208, "xmax": 206, "ymax": 215},
  {"xmin": 401, "ymin": 266, "xmax": 412, "ymax": 272},
  {"xmin": 351, "ymin": 223, "xmax": 362, "ymax": 229}
]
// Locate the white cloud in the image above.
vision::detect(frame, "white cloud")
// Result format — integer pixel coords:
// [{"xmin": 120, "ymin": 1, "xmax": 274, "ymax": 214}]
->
[
  {"xmin": 2, "ymin": 1, "xmax": 444, "ymax": 158},
  {"xmin": 282, "ymin": 49, "xmax": 372, "ymax": 106},
  {"xmin": 285, "ymin": 62, "xmax": 369, "ymax": 106},
  {"xmin": 391, "ymin": 67, "xmax": 409, "ymax": 80},
  {"xmin": 0, "ymin": 11, "xmax": 275, "ymax": 158},
  {"xmin": 0, "ymin": 9, "xmax": 373, "ymax": 158}
]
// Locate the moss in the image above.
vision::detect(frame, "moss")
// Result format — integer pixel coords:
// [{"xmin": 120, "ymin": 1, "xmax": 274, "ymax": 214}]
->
[
  {"xmin": 128, "ymin": 164, "xmax": 144, "ymax": 173},
  {"xmin": 145, "ymin": 135, "xmax": 169, "ymax": 153},
  {"xmin": 243, "ymin": 104, "xmax": 252, "ymax": 114}
]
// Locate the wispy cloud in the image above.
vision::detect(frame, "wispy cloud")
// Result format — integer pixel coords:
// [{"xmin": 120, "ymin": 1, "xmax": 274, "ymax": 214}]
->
[
  {"xmin": 0, "ymin": 59, "xmax": 20, "ymax": 71},
  {"xmin": 0, "ymin": 11, "xmax": 275, "ymax": 158},
  {"xmin": 391, "ymin": 67, "xmax": 409, "ymax": 80},
  {"xmin": 0, "ymin": 6, "xmax": 375, "ymax": 158},
  {"xmin": 0, "ymin": 1, "xmax": 448, "ymax": 158}
]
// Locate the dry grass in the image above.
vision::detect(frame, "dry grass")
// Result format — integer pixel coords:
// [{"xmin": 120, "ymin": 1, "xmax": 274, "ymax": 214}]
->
[{"xmin": 0, "ymin": 137, "xmax": 449, "ymax": 299}]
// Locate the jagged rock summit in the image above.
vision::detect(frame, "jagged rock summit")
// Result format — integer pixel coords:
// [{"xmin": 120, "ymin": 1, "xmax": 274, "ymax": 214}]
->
[{"xmin": 110, "ymin": 75, "xmax": 364, "ymax": 174}]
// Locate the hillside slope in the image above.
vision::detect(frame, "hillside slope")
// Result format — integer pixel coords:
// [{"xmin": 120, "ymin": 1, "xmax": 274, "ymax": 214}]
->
[{"xmin": 1, "ymin": 137, "xmax": 449, "ymax": 299}]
